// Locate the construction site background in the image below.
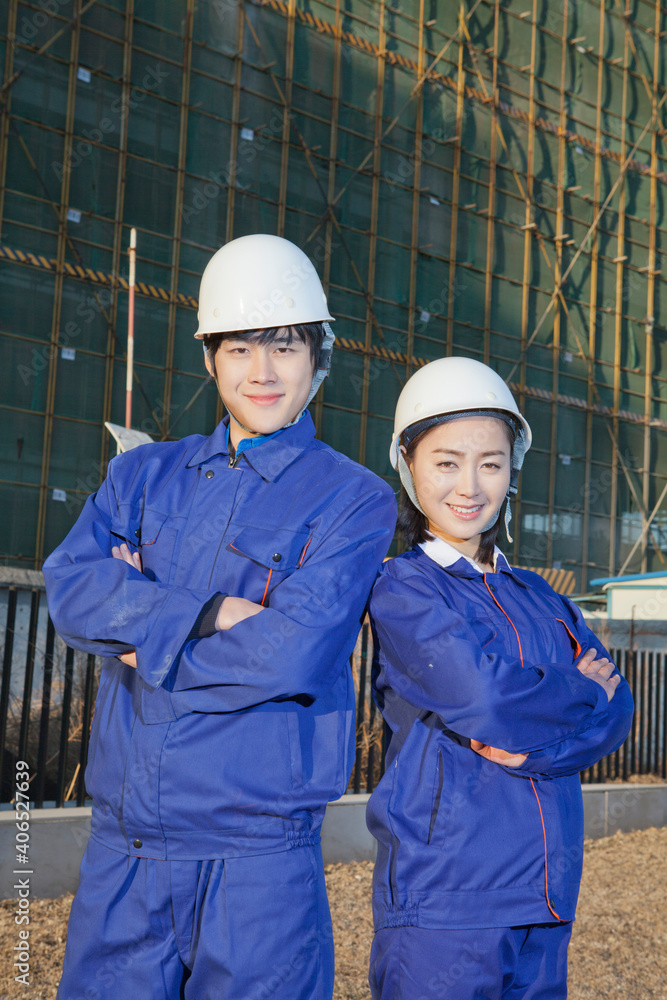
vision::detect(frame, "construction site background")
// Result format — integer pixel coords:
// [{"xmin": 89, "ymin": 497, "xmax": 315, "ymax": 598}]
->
[{"xmin": 2, "ymin": 0, "xmax": 667, "ymax": 592}]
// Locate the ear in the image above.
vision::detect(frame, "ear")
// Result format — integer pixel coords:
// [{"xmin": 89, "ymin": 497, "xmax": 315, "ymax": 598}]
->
[
  {"xmin": 400, "ymin": 444, "xmax": 413, "ymax": 471},
  {"xmin": 203, "ymin": 348, "xmax": 215, "ymax": 379}
]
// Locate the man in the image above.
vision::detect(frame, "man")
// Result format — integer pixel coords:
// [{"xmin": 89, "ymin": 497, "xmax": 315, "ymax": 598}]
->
[{"xmin": 44, "ymin": 234, "xmax": 396, "ymax": 1000}]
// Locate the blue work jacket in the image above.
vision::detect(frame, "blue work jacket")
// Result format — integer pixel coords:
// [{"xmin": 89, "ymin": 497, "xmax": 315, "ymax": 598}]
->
[
  {"xmin": 366, "ymin": 542, "xmax": 634, "ymax": 930},
  {"xmin": 43, "ymin": 413, "xmax": 397, "ymax": 861}
]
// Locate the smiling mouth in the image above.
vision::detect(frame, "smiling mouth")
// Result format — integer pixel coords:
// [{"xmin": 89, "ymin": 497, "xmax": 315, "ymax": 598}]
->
[
  {"xmin": 245, "ymin": 394, "xmax": 284, "ymax": 405},
  {"xmin": 448, "ymin": 503, "xmax": 484, "ymax": 515}
]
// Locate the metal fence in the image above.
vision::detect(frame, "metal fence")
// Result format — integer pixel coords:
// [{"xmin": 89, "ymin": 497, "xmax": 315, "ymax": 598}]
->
[{"xmin": 1, "ymin": 584, "xmax": 665, "ymax": 807}]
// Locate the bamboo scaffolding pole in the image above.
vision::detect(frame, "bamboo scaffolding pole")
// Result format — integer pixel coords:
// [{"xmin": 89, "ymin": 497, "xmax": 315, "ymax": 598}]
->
[
  {"xmin": 358, "ymin": 1, "xmax": 386, "ymax": 468},
  {"xmin": 35, "ymin": 2, "xmax": 82, "ymax": 566},
  {"xmin": 277, "ymin": 0, "xmax": 297, "ymax": 237},
  {"xmin": 162, "ymin": 0, "xmax": 195, "ymax": 441}
]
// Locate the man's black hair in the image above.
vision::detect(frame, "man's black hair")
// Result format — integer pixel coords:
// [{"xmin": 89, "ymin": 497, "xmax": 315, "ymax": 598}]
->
[{"xmin": 203, "ymin": 323, "xmax": 324, "ymax": 368}]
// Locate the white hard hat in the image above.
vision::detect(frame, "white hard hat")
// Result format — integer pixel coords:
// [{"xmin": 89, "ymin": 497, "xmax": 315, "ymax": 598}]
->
[
  {"xmin": 194, "ymin": 234, "xmax": 334, "ymax": 338},
  {"xmin": 392, "ymin": 357, "xmax": 532, "ymax": 542}
]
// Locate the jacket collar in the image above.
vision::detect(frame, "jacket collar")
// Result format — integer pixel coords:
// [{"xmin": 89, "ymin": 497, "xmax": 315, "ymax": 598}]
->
[
  {"xmin": 419, "ymin": 536, "xmax": 513, "ymax": 577},
  {"xmin": 186, "ymin": 411, "xmax": 317, "ymax": 481}
]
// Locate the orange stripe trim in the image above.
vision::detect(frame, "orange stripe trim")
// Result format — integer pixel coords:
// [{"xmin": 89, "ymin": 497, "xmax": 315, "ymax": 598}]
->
[
  {"xmin": 530, "ymin": 778, "xmax": 562, "ymax": 921},
  {"xmin": 483, "ymin": 576, "xmax": 524, "ymax": 668},
  {"xmin": 298, "ymin": 537, "xmax": 312, "ymax": 567},
  {"xmin": 555, "ymin": 618, "xmax": 582, "ymax": 660},
  {"xmin": 260, "ymin": 569, "xmax": 273, "ymax": 607}
]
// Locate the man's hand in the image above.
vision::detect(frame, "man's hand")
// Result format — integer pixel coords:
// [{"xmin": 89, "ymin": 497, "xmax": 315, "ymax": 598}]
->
[
  {"xmin": 111, "ymin": 542, "xmax": 143, "ymax": 573},
  {"xmin": 576, "ymin": 647, "xmax": 620, "ymax": 701},
  {"xmin": 111, "ymin": 544, "xmax": 141, "ymax": 668},
  {"xmin": 216, "ymin": 596, "xmax": 265, "ymax": 630},
  {"xmin": 469, "ymin": 741, "xmax": 528, "ymax": 767}
]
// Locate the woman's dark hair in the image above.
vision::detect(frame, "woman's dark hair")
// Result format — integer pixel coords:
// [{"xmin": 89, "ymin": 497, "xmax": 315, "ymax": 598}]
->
[
  {"xmin": 203, "ymin": 322, "xmax": 324, "ymax": 368},
  {"xmin": 397, "ymin": 418, "xmax": 515, "ymax": 567}
]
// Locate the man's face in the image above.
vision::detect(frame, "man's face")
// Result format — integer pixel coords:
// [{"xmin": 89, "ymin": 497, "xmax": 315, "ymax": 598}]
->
[{"xmin": 204, "ymin": 330, "xmax": 315, "ymax": 447}]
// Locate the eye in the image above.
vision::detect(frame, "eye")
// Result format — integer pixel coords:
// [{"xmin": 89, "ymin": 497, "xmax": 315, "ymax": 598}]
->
[
  {"xmin": 274, "ymin": 346, "xmax": 293, "ymax": 354},
  {"xmin": 437, "ymin": 460, "xmax": 457, "ymax": 469}
]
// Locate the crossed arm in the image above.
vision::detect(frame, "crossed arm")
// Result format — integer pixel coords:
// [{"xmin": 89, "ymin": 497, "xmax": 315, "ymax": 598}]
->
[
  {"xmin": 471, "ymin": 649, "xmax": 620, "ymax": 767},
  {"xmin": 111, "ymin": 542, "xmax": 263, "ymax": 668}
]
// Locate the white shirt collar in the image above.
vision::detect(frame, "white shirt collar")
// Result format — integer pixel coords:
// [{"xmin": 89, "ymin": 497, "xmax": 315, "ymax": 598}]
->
[{"xmin": 419, "ymin": 535, "xmax": 510, "ymax": 574}]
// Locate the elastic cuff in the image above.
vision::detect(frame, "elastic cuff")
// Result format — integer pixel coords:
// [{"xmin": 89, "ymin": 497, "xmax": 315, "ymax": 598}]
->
[{"xmin": 187, "ymin": 594, "xmax": 226, "ymax": 640}]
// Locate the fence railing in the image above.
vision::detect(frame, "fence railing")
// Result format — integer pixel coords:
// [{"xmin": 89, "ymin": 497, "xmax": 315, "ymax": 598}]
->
[{"xmin": 1, "ymin": 583, "xmax": 664, "ymax": 807}]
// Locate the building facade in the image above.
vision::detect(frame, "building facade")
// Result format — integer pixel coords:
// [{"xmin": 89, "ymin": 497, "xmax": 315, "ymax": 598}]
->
[{"xmin": 2, "ymin": 0, "xmax": 667, "ymax": 589}]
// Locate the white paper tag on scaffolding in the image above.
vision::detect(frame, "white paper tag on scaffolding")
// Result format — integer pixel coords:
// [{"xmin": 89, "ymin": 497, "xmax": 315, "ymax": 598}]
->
[{"xmin": 52, "ymin": 489, "xmax": 67, "ymax": 502}]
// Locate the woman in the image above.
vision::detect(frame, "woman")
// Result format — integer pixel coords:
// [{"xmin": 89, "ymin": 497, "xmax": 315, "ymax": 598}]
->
[{"xmin": 367, "ymin": 357, "xmax": 633, "ymax": 999}]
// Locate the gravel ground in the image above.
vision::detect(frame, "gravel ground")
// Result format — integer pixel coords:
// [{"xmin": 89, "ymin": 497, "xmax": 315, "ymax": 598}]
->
[{"xmin": 1, "ymin": 827, "xmax": 666, "ymax": 999}]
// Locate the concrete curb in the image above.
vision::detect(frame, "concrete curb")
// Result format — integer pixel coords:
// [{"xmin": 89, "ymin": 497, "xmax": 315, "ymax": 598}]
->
[{"xmin": 2, "ymin": 785, "xmax": 666, "ymax": 898}]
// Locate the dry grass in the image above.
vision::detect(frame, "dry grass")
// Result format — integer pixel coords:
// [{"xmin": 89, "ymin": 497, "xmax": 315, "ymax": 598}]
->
[{"xmin": 1, "ymin": 828, "xmax": 666, "ymax": 999}]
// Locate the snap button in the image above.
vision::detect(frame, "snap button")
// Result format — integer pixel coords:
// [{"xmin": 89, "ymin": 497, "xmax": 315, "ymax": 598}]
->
[
  {"xmin": 134, "ymin": 528, "xmax": 140, "ymax": 537},
  {"xmin": 488, "ymin": 583, "xmax": 496, "ymax": 592},
  {"xmin": 272, "ymin": 553, "xmax": 282, "ymax": 563},
  {"xmin": 133, "ymin": 838, "xmax": 143, "ymax": 849},
  {"xmin": 205, "ymin": 469, "xmax": 214, "ymax": 479}
]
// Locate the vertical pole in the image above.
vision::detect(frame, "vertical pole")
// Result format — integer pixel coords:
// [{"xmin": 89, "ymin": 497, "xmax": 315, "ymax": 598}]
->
[
  {"xmin": 56, "ymin": 645, "xmax": 74, "ymax": 808},
  {"xmin": 125, "ymin": 227, "xmax": 137, "ymax": 430},
  {"xmin": 163, "ymin": 0, "xmax": 194, "ymax": 440},
  {"xmin": 546, "ymin": 0, "xmax": 568, "ymax": 570},
  {"xmin": 316, "ymin": 0, "xmax": 342, "ymax": 438},
  {"xmin": 641, "ymin": 0, "xmax": 660, "ymax": 574},
  {"xmin": 0, "ymin": 1, "xmax": 19, "ymax": 237},
  {"xmin": 358, "ymin": 1, "xmax": 386, "ymax": 468},
  {"xmin": 581, "ymin": 2, "xmax": 606, "ymax": 591},
  {"xmin": 277, "ymin": 0, "xmax": 297, "ymax": 237},
  {"xmin": 406, "ymin": 0, "xmax": 425, "ymax": 381},
  {"xmin": 515, "ymin": 0, "xmax": 537, "ymax": 564},
  {"xmin": 446, "ymin": 9, "xmax": 465, "ymax": 355},
  {"xmin": 482, "ymin": 1, "xmax": 500, "ymax": 367},
  {"xmin": 101, "ymin": 0, "xmax": 134, "ymax": 469},
  {"xmin": 35, "ymin": 0, "xmax": 82, "ymax": 565},
  {"xmin": 610, "ymin": 25, "xmax": 629, "ymax": 576},
  {"xmin": 0, "ymin": 589, "xmax": 17, "ymax": 793}
]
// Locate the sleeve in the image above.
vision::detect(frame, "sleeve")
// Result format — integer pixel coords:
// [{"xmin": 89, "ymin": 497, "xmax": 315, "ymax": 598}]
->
[
  {"xmin": 42, "ymin": 456, "xmax": 218, "ymax": 689},
  {"xmin": 370, "ymin": 568, "xmax": 616, "ymax": 756},
  {"xmin": 507, "ymin": 595, "xmax": 634, "ymax": 779},
  {"xmin": 164, "ymin": 485, "xmax": 398, "ymax": 716}
]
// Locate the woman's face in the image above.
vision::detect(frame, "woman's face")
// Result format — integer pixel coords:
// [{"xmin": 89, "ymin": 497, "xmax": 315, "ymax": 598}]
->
[{"xmin": 404, "ymin": 416, "xmax": 513, "ymax": 554}]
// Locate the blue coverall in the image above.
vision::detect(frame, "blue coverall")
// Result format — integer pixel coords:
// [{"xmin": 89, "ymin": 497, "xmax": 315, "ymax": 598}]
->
[
  {"xmin": 366, "ymin": 537, "xmax": 634, "ymax": 999},
  {"xmin": 43, "ymin": 411, "xmax": 397, "ymax": 1000}
]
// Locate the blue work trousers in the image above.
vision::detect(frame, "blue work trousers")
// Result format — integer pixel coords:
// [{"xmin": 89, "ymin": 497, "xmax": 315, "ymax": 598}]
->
[
  {"xmin": 57, "ymin": 837, "xmax": 334, "ymax": 1000},
  {"xmin": 370, "ymin": 922, "xmax": 572, "ymax": 1000}
]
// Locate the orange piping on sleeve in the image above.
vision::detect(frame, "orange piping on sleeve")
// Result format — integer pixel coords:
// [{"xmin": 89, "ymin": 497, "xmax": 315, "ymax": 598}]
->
[
  {"xmin": 260, "ymin": 569, "xmax": 273, "ymax": 607},
  {"xmin": 555, "ymin": 618, "xmax": 582, "ymax": 660},
  {"xmin": 530, "ymin": 777, "xmax": 562, "ymax": 921},
  {"xmin": 483, "ymin": 575, "xmax": 524, "ymax": 668}
]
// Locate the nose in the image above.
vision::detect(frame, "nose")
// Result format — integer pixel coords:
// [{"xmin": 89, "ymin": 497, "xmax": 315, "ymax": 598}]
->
[
  {"xmin": 248, "ymin": 347, "xmax": 277, "ymax": 384},
  {"xmin": 455, "ymin": 462, "xmax": 480, "ymax": 498}
]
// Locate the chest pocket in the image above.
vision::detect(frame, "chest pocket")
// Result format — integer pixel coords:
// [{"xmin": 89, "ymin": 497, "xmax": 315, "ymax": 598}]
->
[
  {"xmin": 228, "ymin": 525, "xmax": 311, "ymax": 605},
  {"xmin": 109, "ymin": 505, "xmax": 177, "ymax": 582}
]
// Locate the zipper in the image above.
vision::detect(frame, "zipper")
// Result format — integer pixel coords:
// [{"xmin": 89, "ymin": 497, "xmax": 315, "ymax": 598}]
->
[{"xmin": 228, "ymin": 452, "xmax": 242, "ymax": 469}]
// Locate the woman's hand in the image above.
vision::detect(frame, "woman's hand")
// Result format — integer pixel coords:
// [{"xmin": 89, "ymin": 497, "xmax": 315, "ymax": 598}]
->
[
  {"xmin": 469, "ymin": 741, "xmax": 528, "ymax": 767},
  {"xmin": 576, "ymin": 648, "xmax": 620, "ymax": 701},
  {"xmin": 111, "ymin": 543, "xmax": 141, "ymax": 668}
]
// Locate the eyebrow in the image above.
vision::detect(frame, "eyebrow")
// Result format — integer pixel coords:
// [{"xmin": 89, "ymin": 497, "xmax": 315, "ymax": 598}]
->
[{"xmin": 430, "ymin": 449, "xmax": 507, "ymax": 457}]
